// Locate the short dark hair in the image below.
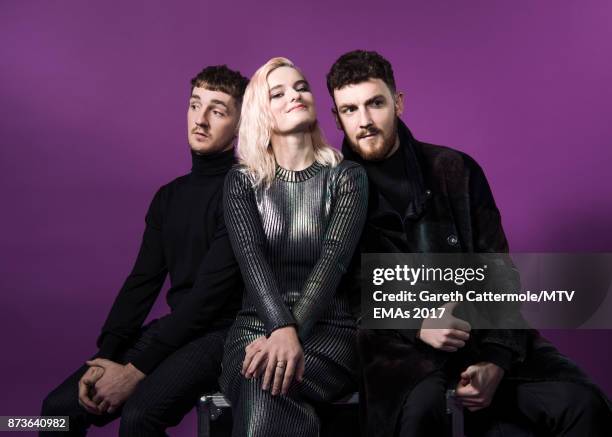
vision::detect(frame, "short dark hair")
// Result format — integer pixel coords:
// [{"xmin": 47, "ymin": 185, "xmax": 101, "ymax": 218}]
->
[
  {"xmin": 326, "ymin": 50, "xmax": 396, "ymax": 99},
  {"xmin": 190, "ymin": 65, "xmax": 249, "ymax": 105}
]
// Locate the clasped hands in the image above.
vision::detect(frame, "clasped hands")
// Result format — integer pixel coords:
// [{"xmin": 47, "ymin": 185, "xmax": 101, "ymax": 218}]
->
[
  {"xmin": 242, "ymin": 326, "xmax": 304, "ymax": 396},
  {"xmin": 418, "ymin": 302, "xmax": 504, "ymax": 412},
  {"xmin": 77, "ymin": 359, "xmax": 145, "ymax": 415}
]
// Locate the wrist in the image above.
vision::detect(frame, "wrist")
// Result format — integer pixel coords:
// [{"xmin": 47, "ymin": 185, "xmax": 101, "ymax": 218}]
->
[
  {"xmin": 125, "ymin": 363, "xmax": 146, "ymax": 381},
  {"xmin": 270, "ymin": 325, "xmax": 297, "ymax": 338}
]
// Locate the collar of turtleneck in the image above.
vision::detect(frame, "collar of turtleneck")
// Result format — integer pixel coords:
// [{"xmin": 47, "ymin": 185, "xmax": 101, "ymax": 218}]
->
[
  {"xmin": 275, "ymin": 161, "xmax": 324, "ymax": 182},
  {"xmin": 341, "ymin": 119, "xmax": 427, "ymax": 218},
  {"xmin": 190, "ymin": 148, "xmax": 236, "ymax": 181}
]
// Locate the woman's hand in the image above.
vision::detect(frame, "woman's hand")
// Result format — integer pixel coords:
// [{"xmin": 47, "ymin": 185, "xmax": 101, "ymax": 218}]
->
[
  {"xmin": 260, "ymin": 326, "xmax": 305, "ymax": 395},
  {"xmin": 242, "ymin": 336, "xmax": 268, "ymax": 379}
]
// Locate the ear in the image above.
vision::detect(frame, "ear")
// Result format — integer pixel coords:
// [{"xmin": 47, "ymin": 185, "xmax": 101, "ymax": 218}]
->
[
  {"xmin": 331, "ymin": 107, "xmax": 343, "ymax": 131},
  {"xmin": 394, "ymin": 92, "xmax": 405, "ymax": 117}
]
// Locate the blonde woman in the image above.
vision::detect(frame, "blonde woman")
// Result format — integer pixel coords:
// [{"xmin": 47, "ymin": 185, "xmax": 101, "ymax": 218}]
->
[{"xmin": 219, "ymin": 57, "xmax": 368, "ymax": 436}]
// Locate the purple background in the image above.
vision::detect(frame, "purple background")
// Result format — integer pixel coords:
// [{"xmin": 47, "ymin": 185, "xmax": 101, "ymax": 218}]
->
[{"xmin": 1, "ymin": 1, "xmax": 611, "ymax": 435}]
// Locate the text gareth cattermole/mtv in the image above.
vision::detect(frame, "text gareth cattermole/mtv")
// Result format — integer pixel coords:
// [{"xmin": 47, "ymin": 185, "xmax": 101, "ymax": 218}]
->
[{"xmin": 371, "ymin": 289, "xmax": 576, "ymax": 304}]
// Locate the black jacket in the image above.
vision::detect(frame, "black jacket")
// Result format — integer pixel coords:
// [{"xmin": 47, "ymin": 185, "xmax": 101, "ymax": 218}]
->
[{"xmin": 343, "ymin": 120, "xmax": 606, "ymax": 437}]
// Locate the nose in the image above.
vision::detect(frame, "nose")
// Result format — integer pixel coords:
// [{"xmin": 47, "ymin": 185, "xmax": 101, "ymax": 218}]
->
[
  {"xmin": 358, "ymin": 107, "xmax": 373, "ymax": 129},
  {"xmin": 287, "ymin": 87, "xmax": 301, "ymax": 102},
  {"xmin": 196, "ymin": 109, "xmax": 210, "ymax": 128}
]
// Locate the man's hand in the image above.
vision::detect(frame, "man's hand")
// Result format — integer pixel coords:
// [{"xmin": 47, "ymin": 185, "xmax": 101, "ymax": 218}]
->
[
  {"xmin": 78, "ymin": 365, "xmax": 105, "ymax": 415},
  {"xmin": 418, "ymin": 301, "xmax": 471, "ymax": 352},
  {"xmin": 85, "ymin": 359, "xmax": 146, "ymax": 414},
  {"xmin": 242, "ymin": 336, "xmax": 268, "ymax": 379},
  {"xmin": 455, "ymin": 362, "xmax": 504, "ymax": 412}
]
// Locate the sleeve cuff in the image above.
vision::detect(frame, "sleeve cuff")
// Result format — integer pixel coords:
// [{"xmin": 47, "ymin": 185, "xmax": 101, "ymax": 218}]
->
[
  {"xmin": 96, "ymin": 333, "xmax": 124, "ymax": 360},
  {"xmin": 397, "ymin": 329, "xmax": 420, "ymax": 344},
  {"xmin": 480, "ymin": 343, "xmax": 513, "ymax": 372},
  {"xmin": 266, "ymin": 322, "xmax": 297, "ymax": 338}
]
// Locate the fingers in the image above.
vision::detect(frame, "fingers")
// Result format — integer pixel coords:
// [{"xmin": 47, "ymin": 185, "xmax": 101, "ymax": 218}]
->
[
  {"xmin": 262, "ymin": 356, "xmax": 277, "ymax": 391},
  {"xmin": 458, "ymin": 396, "xmax": 489, "ymax": 411},
  {"xmin": 437, "ymin": 333, "xmax": 467, "ymax": 352},
  {"xmin": 448, "ymin": 329, "xmax": 470, "ymax": 341},
  {"xmin": 279, "ymin": 359, "xmax": 297, "ymax": 395},
  {"xmin": 271, "ymin": 360, "xmax": 287, "ymax": 396},
  {"xmin": 86, "ymin": 359, "xmax": 109, "ymax": 369},
  {"xmin": 455, "ymin": 384, "xmax": 478, "ymax": 398},
  {"xmin": 451, "ymin": 318, "xmax": 472, "ymax": 333},
  {"xmin": 296, "ymin": 353, "xmax": 305, "ymax": 382},
  {"xmin": 97, "ymin": 400, "xmax": 110, "ymax": 414},
  {"xmin": 78, "ymin": 379, "xmax": 101, "ymax": 414},
  {"xmin": 462, "ymin": 366, "xmax": 478, "ymax": 379},
  {"xmin": 245, "ymin": 351, "xmax": 266, "ymax": 379},
  {"xmin": 92, "ymin": 391, "xmax": 104, "ymax": 405},
  {"xmin": 443, "ymin": 337, "xmax": 466, "ymax": 349},
  {"xmin": 242, "ymin": 348, "xmax": 257, "ymax": 375},
  {"xmin": 442, "ymin": 301, "xmax": 460, "ymax": 312},
  {"xmin": 243, "ymin": 337, "xmax": 267, "ymax": 375},
  {"xmin": 252, "ymin": 356, "xmax": 268, "ymax": 379},
  {"xmin": 241, "ymin": 355, "xmax": 252, "ymax": 376}
]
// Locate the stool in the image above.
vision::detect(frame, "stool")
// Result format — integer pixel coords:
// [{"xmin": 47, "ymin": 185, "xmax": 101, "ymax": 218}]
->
[{"xmin": 197, "ymin": 392, "xmax": 359, "ymax": 437}]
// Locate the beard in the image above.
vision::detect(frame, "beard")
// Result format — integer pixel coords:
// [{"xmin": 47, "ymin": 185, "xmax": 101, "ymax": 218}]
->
[{"xmin": 347, "ymin": 117, "xmax": 398, "ymax": 161}]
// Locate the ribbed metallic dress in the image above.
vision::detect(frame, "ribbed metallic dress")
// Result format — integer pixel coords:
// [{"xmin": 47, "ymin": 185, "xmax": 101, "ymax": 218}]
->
[{"xmin": 220, "ymin": 159, "xmax": 368, "ymax": 437}]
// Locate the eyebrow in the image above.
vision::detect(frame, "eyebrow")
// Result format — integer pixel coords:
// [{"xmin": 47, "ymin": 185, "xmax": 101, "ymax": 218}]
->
[
  {"xmin": 210, "ymin": 99, "xmax": 229, "ymax": 109},
  {"xmin": 365, "ymin": 94, "xmax": 387, "ymax": 105},
  {"xmin": 189, "ymin": 95, "xmax": 230, "ymax": 110},
  {"xmin": 338, "ymin": 94, "xmax": 387, "ymax": 111},
  {"xmin": 269, "ymin": 79, "xmax": 309, "ymax": 93}
]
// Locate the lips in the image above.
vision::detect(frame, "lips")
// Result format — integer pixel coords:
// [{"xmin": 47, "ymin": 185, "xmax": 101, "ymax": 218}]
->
[
  {"xmin": 288, "ymin": 104, "xmax": 306, "ymax": 112},
  {"xmin": 193, "ymin": 131, "xmax": 210, "ymax": 139},
  {"xmin": 358, "ymin": 132, "xmax": 378, "ymax": 139}
]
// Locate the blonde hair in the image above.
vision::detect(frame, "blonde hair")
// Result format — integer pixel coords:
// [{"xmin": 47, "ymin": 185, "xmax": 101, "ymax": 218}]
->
[{"xmin": 237, "ymin": 57, "xmax": 342, "ymax": 187}]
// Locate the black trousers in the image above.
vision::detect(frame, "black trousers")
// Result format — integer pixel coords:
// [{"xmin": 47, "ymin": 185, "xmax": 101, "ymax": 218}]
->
[
  {"xmin": 41, "ymin": 320, "xmax": 227, "ymax": 437},
  {"xmin": 397, "ymin": 369, "xmax": 611, "ymax": 437}
]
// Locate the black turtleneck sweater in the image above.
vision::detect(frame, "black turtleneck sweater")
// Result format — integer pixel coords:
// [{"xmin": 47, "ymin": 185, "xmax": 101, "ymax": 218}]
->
[{"xmin": 97, "ymin": 148, "xmax": 242, "ymax": 374}]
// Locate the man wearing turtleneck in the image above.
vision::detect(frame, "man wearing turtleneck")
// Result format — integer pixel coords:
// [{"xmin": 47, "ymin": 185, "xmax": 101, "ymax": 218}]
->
[
  {"xmin": 327, "ymin": 51, "xmax": 610, "ymax": 437},
  {"xmin": 41, "ymin": 65, "xmax": 248, "ymax": 436}
]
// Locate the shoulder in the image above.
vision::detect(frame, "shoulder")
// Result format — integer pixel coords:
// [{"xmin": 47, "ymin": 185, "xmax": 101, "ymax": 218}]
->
[
  {"xmin": 328, "ymin": 159, "xmax": 368, "ymax": 193},
  {"xmin": 226, "ymin": 164, "xmax": 253, "ymax": 179},
  {"xmin": 150, "ymin": 173, "xmax": 189, "ymax": 200},
  {"xmin": 224, "ymin": 164, "xmax": 256, "ymax": 194},
  {"xmin": 415, "ymin": 140, "xmax": 485, "ymax": 179},
  {"xmin": 330, "ymin": 159, "xmax": 367, "ymax": 180}
]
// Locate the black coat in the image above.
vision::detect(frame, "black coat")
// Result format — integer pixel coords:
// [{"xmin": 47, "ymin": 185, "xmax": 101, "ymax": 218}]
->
[{"xmin": 342, "ymin": 120, "xmax": 608, "ymax": 437}]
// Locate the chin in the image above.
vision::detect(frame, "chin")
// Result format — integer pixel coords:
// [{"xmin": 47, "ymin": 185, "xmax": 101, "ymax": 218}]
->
[
  {"xmin": 190, "ymin": 144, "xmax": 214, "ymax": 154},
  {"xmin": 352, "ymin": 141, "xmax": 388, "ymax": 161}
]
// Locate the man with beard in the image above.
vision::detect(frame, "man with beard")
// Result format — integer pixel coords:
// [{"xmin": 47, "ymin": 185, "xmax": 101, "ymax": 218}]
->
[
  {"xmin": 41, "ymin": 65, "xmax": 248, "ymax": 436},
  {"xmin": 326, "ymin": 50, "xmax": 610, "ymax": 437}
]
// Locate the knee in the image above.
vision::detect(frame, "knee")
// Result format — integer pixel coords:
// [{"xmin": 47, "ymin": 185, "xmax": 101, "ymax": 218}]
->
[
  {"xmin": 235, "ymin": 381, "xmax": 319, "ymax": 437},
  {"xmin": 398, "ymin": 378, "xmax": 447, "ymax": 436},
  {"xmin": 120, "ymin": 400, "xmax": 156, "ymax": 433},
  {"xmin": 564, "ymin": 385, "xmax": 609, "ymax": 422},
  {"xmin": 403, "ymin": 379, "xmax": 446, "ymax": 420},
  {"xmin": 41, "ymin": 388, "xmax": 70, "ymax": 416},
  {"xmin": 540, "ymin": 383, "xmax": 610, "ymax": 435},
  {"xmin": 402, "ymin": 390, "xmax": 446, "ymax": 422}
]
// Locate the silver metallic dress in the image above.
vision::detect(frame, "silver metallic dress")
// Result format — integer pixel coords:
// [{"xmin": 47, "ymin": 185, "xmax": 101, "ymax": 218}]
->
[{"xmin": 220, "ymin": 160, "xmax": 368, "ymax": 437}]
